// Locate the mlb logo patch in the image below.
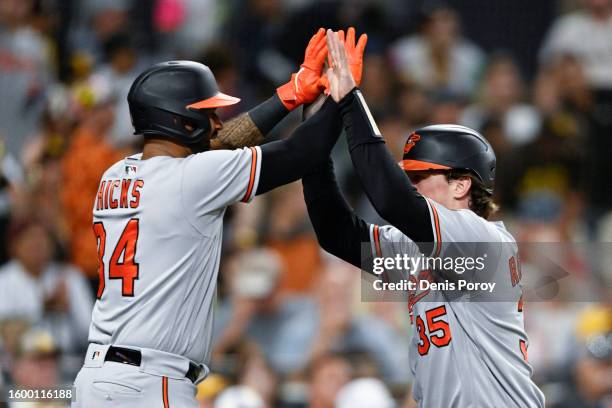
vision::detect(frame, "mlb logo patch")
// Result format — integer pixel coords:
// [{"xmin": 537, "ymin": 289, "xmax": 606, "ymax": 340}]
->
[
  {"xmin": 125, "ymin": 165, "xmax": 138, "ymax": 176},
  {"xmin": 91, "ymin": 350, "xmax": 102, "ymax": 360}
]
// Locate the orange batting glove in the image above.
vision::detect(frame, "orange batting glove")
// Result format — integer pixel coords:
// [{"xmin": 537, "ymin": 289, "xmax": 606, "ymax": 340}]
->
[
  {"xmin": 338, "ymin": 27, "xmax": 367, "ymax": 86},
  {"xmin": 318, "ymin": 27, "xmax": 367, "ymax": 94},
  {"xmin": 277, "ymin": 28, "xmax": 328, "ymax": 111}
]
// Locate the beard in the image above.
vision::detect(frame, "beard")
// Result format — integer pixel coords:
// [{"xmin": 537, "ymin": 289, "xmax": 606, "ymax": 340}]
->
[{"xmin": 189, "ymin": 128, "xmax": 217, "ymax": 154}]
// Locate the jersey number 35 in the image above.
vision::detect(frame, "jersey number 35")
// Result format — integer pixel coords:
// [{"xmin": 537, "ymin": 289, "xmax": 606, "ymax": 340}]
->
[{"xmin": 416, "ymin": 305, "xmax": 452, "ymax": 355}]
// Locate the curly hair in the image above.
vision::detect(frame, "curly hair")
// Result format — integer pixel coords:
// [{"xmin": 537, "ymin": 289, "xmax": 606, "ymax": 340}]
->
[{"xmin": 446, "ymin": 170, "xmax": 499, "ymax": 220}]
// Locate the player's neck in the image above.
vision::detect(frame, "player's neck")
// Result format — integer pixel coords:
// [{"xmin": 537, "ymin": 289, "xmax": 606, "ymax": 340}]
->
[
  {"xmin": 450, "ymin": 196, "xmax": 470, "ymax": 210},
  {"xmin": 142, "ymin": 139, "xmax": 192, "ymax": 159},
  {"xmin": 436, "ymin": 196, "xmax": 470, "ymax": 212}
]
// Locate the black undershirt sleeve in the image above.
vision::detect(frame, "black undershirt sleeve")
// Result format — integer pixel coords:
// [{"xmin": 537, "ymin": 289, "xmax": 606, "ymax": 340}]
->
[
  {"xmin": 256, "ymin": 98, "xmax": 342, "ymax": 195},
  {"xmin": 339, "ymin": 89, "xmax": 434, "ymax": 244},
  {"xmin": 248, "ymin": 94, "xmax": 289, "ymax": 135},
  {"xmin": 302, "ymin": 159, "xmax": 370, "ymax": 268}
]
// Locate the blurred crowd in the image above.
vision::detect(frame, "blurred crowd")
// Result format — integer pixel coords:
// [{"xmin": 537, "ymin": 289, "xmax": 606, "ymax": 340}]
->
[{"xmin": 0, "ymin": 0, "xmax": 611, "ymax": 407}]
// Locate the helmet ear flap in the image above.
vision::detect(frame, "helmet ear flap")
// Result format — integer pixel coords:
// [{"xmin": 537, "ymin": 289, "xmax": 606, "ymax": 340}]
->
[
  {"xmin": 176, "ymin": 114, "xmax": 211, "ymax": 139},
  {"xmin": 129, "ymin": 103, "xmax": 212, "ymax": 145}
]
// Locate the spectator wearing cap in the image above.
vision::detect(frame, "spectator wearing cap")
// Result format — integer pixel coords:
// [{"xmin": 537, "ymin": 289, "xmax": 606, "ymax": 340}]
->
[
  {"xmin": 10, "ymin": 329, "xmax": 63, "ymax": 397},
  {"xmin": 0, "ymin": 221, "xmax": 93, "ymax": 353}
]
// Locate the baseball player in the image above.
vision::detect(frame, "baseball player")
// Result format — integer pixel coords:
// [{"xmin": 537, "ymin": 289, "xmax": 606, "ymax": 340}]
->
[
  {"xmin": 301, "ymin": 30, "xmax": 545, "ymax": 407},
  {"xmin": 71, "ymin": 29, "xmax": 365, "ymax": 407}
]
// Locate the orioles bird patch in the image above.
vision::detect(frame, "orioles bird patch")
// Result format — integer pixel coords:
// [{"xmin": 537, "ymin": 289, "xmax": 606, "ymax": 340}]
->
[{"xmin": 404, "ymin": 133, "xmax": 421, "ymax": 154}]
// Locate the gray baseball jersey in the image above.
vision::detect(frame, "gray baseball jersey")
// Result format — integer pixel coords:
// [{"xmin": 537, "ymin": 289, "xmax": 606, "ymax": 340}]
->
[
  {"xmin": 88, "ymin": 147, "xmax": 261, "ymax": 368},
  {"xmin": 369, "ymin": 199, "xmax": 545, "ymax": 408}
]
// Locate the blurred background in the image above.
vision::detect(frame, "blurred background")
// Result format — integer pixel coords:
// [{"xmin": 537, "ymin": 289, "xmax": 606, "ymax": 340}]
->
[{"xmin": 0, "ymin": 0, "xmax": 611, "ymax": 406}]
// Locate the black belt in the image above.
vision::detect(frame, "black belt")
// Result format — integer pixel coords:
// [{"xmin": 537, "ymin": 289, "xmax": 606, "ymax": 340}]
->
[{"xmin": 105, "ymin": 346, "xmax": 202, "ymax": 383}]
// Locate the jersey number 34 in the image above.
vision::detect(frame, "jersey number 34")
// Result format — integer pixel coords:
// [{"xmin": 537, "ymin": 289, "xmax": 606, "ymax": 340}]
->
[{"xmin": 93, "ymin": 219, "xmax": 140, "ymax": 298}]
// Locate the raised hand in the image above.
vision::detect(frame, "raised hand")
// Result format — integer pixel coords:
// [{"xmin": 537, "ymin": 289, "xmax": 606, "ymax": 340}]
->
[
  {"xmin": 319, "ymin": 27, "xmax": 367, "ymax": 93},
  {"xmin": 325, "ymin": 29, "xmax": 356, "ymax": 102},
  {"xmin": 277, "ymin": 28, "xmax": 328, "ymax": 111},
  {"xmin": 338, "ymin": 27, "xmax": 367, "ymax": 86}
]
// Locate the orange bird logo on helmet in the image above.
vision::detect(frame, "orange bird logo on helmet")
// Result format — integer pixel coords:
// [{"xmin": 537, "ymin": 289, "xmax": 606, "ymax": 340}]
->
[{"xmin": 403, "ymin": 133, "xmax": 421, "ymax": 154}]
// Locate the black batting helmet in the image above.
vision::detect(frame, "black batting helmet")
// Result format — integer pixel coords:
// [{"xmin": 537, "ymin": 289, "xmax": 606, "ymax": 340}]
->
[
  {"xmin": 399, "ymin": 125, "xmax": 496, "ymax": 194},
  {"xmin": 127, "ymin": 60, "xmax": 240, "ymax": 145}
]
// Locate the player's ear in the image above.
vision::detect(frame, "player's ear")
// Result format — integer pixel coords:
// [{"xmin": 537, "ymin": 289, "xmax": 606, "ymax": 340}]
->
[{"xmin": 451, "ymin": 176, "xmax": 472, "ymax": 200}]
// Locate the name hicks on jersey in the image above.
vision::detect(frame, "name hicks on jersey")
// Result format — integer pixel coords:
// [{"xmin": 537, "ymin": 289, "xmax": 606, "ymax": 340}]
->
[
  {"xmin": 373, "ymin": 279, "xmax": 496, "ymax": 293},
  {"xmin": 95, "ymin": 178, "xmax": 145, "ymax": 211}
]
